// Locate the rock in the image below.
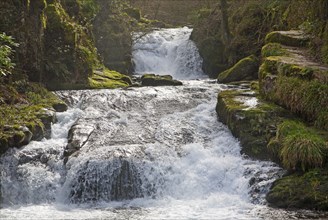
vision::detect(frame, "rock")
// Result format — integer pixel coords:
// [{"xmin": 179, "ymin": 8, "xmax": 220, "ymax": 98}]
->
[
  {"xmin": 64, "ymin": 123, "xmax": 95, "ymax": 158},
  {"xmin": 267, "ymin": 169, "xmax": 328, "ymax": 210},
  {"xmin": 141, "ymin": 74, "xmax": 183, "ymax": 86},
  {"xmin": 89, "ymin": 69, "xmax": 132, "ymax": 89},
  {"xmin": 36, "ymin": 108, "xmax": 56, "ymax": 139},
  {"xmin": 216, "ymin": 82, "xmax": 291, "ymax": 160},
  {"xmin": 259, "ymin": 39, "xmax": 328, "ymax": 131},
  {"xmin": 66, "ymin": 146, "xmax": 146, "ymax": 203},
  {"xmin": 19, "ymin": 126, "xmax": 33, "ymax": 146},
  {"xmin": 0, "ymin": 138, "xmax": 9, "ymax": 154},
  {"xmin": 265, "ymin": 30, "xmax": 310, "ymax": 47},
  {"xmin": 52, "ymin": 102, "xmax": 68, "ymax": 112},
  {"xmin": 217, "ymin": 55, "xmax": 259, "ymax": 83}
]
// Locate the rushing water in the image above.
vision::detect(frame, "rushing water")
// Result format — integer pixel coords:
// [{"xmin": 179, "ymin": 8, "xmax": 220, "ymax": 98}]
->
[
  {"xmin": 0, "ymin": 28, "xmax": 325, "ymax": 219},
  {"xmin": 132, "ymin": 27, "xmax": 206, "ymax": 79}
]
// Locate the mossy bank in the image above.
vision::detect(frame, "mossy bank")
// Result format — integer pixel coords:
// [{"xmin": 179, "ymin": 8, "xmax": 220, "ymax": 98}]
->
[
  {"xmin": 0, "ymin": 80, "xmax": 68, "ymax": 155},
  {"xmin": 216, "ymin": 28, "xmax": 328, "ymax": 211}
]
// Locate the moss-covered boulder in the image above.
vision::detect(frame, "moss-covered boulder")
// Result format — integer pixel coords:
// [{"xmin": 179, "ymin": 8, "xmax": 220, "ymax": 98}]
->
[
  {"xmin": 216, "ymin": 82, "xmax": 291, "ymax": 160},
  {"xmin": 89, "ymin": 69, "xmax": 132, "ymax": 89},
  {"xmin": 265, "ymin": 30, "xmax": 310, "ymax": 47},
  {"xmin": 267, "ymin": 169, "xmax": 328, "ymax": 210},
  {"xmin": 217, "ymin": 55, "xmax": 259, "ymax": 83},
  {"xmin": 141, "ymin": 74, "xmax": 183, "ymax": 87}
]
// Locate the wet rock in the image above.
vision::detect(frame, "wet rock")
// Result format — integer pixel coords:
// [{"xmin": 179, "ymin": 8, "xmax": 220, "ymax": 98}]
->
[
  {"xmin": 216, "ymin": 82, "xmax": 291, "ymax": 160},
  {"xmin": 36, "ymin": 108, "xmax": 56, "ymax": 139},
  {"xmin": 66, "ymin": 147, "xmax": 145, "ymax": 203},
  {"xmin": 217, "ymin": 55, "xmax": 259, "ymax": 83},
  {"xmin": 141, "ymin": 74, "xmax": 183, "ymax": 86},
  {"xmin": 52, "ymin": 102, "xmax": 68, "ymax": 112},
  {"xmin": 64, "ymin": 123, "xmax": 95, "ymax": 158},
  {"xmin": 40, "ymin": 154, "xmax": 48, "ymax": 164},
  {"xmin": 19, "ymin": 126, "xmax": 33, "ymax": 146}
]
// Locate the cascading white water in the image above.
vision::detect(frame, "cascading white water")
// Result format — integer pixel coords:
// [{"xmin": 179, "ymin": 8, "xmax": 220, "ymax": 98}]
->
[
  {"xmin": 0, "ymin": 28, "xmax": 321, "ymax": 219},
  {"xmin": 132, "ymin": 27, "xmax": 206, "ymax": 80}
]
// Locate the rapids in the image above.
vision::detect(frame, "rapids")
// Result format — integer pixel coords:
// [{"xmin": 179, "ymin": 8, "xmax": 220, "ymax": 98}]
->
[{"xmin": 1, "ymin": 27, "xmax": 324, "ymax": 219}]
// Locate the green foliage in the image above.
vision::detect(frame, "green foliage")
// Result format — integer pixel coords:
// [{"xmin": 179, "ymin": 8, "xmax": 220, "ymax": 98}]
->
[
  {"xmin": 0, "ymin": 33, "xmax": 18, "ymax": 76},
  {"xmin": 270, "ymin": 120, "xmax": 328, "ymax": 171},
  {"xmin": 77, "ymin": 0, "xmax": 100, "ymax": 23},
  {"xmin": 191, "ymin": 0, "xmax": 290, "ymax": 77}
]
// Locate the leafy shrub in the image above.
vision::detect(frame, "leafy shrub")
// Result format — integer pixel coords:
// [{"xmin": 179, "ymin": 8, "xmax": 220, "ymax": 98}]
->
[{"xmin": 0, "ymin": 33, "xmax": 18, "ymax": 76}]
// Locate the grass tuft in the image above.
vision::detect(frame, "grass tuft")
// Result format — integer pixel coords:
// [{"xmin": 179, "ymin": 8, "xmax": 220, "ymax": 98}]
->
[{"xmin": 270, "ymin": 120, "xmax": 328, "ymax": 171}]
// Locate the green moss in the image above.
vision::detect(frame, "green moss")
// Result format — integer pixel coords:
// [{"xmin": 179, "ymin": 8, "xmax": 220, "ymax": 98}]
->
[
  {"xmin": 216, "ymin": 84, "xmax": 291, "ymax": 160},
  {"xmin": 217, "ymin": 55, "xmax": 259, "ymax": 83},
  {"xmin": 43, "ymin": 2, "xmax": 99, "ymax": 87},
  {"xmin": 261, "ymin": 43, "xmax": 288, "ymax": 58},
  {"xmin": 89, "ymin": 77, "xmax": 128, "ymax": 89},
  {"xmin": 267, "ymin": 169, "xmax": 328, "ymax": 210},
  {"xmin": 265, "ymin": 31, "xmax": 309, "ymax": 47},
  {"xmin": 88, "ymin": 69, "xmax": 131, "ymax": 89},
  {"xmin": 0, "ymin": 81, "xmax": 69, "ymax": 154}
]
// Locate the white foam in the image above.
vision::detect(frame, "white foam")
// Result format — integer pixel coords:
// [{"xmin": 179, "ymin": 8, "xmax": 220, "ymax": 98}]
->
[{"xmin": 133, "ymin": 27, "xmax": 206, "ymax": 80}]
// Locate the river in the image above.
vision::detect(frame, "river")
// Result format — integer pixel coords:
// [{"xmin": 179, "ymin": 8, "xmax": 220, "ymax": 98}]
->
[{"xmin": 0, "ymin": 27, "xmax": 325, "ymax": 219}]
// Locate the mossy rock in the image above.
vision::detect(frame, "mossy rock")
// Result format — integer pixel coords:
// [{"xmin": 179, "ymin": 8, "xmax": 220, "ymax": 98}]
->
[
  {"xmin": 265, "ymin": 30, "xmax": 310, "ymax": 47},
  {"xmin": 0, "ymin": 82, "xmax": 68, "ymax": 155},
  {"xmin": 260, "ymin": 74, "xmax": 328, "ymax": 131},
  {"xmin": 267, "ymin": 169, "xmax": 328, "ymax": 210},
  {"xmin": 261, "ymin": 43, "xmax": 288, "ymax": 58},
  {"xmin": 217, "ymin": 55, "xmax": 259, "ymax": 83},
  {"xmin": 141, "ymin": 74, "xmax": 182, "ymax": 87},
  {"xmin": 216, "ymin": 82, "xmax": 291, "ymax": 160},
  {"xmin": 259, "ymin": 40, "xmax": 328, "ymax": 131},
  {"xmin": 89, "ymin": 69, "xmax": 132, "ymax": 89}
]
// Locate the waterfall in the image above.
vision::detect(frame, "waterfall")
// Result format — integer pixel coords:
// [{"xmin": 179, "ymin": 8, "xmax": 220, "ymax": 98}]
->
[
  {"xmin": 132, "ymin": 27, "xmax": 206, "ymax": 80},
  {"xmin": 0, "ymin": 28, "xmax": 317, "ymax": 219}
]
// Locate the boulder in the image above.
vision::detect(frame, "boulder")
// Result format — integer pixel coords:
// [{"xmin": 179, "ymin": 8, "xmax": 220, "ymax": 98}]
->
[
  {"xmin": 141, "ymin": 74, "xmax": 183, "ymax": 86},
  {"xmin": 52, "ymin": 102, "xmax": 68, "ymax": 112},
  {"xmin": 217, "ymin": 55, "xmax": 259, "ymax": 83},
  {"xmin": 64, "ymin": 122, "xmax": 95, "ymax": 158}
]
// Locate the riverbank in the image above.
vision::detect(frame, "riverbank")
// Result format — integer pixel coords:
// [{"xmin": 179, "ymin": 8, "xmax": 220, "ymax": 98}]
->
[{"xmin": 216, "ymin": 29, "xmax": 328, "ymax": 210}]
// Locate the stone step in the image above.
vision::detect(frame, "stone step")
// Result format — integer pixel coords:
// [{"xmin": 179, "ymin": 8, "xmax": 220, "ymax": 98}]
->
[{"xmin": 265, "ymin": 30, "xmax": 310, "ymax": 47}]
